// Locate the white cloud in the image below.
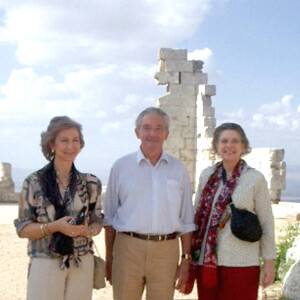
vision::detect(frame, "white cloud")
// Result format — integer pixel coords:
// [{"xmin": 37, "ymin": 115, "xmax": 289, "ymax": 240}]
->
[
  {"xmin": 0, "ymin": 1, "xmax": 213, "ymax": 123},
  {"xmin": 114, "ymin": 104, "xmax": 130, "ymax": 113},
  {"xmin": 124, "ymin": 94, "xmax": 140, "ymax": 105},
  {"xmin": 0, "ymin": 68, "xmax": 78, "ymax": 123},
  {"xmin": 188, "ymin": 48, "xmax": 221, "ymax": 80},
  {"xmin": 0, "ymin": 1, "xmax": 212, "ymax": 67},
  {"xmin": 95, "ymin": 111, "xmax": 107, "ymax": 119},
  {"xmin": 250, "ymin": 95, "xmax": 300, "ymax": 130},
  {"xmin": 218, "ymin": 95, "xmax": 300, "ymax": 133},
  {"xmin": 222, "ymin": 108, "xmax": 246, "ymax": 120},
  {"xmin": 0, "ymin": 67, "xmax": 87, "ymax": 122},
  {"xmin": 101, "ymin": 121, "xmax": 121, "ymax": 134},
  {"xmin": 258, "ymin": 94, "xmax": 293, "ymax": 115},
  {"xmin": 188, "ymin": 48, "xmax": 212, "ymax": 62},
  {"xmin": 281, "ymin": 94, "xmax": 292, "ymax": 106},
  {"xmin": 0, "ymin": 0, "xmax": 218, "ymax": 170}
]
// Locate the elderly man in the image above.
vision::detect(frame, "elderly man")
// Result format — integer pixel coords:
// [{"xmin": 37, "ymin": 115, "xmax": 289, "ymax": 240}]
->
[{"xmin": 104, "ymin": 107, "xmax": 195, "ymax": 300}]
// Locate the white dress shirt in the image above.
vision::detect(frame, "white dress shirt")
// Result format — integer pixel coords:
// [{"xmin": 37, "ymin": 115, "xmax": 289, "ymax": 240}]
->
[{"xmin": 104, "ymin": 149, "xmax": 195, "ymax": 235}]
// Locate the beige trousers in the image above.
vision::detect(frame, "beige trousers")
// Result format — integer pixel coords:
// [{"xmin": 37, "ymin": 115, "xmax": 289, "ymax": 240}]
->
[
  {"xmin": 112, "ymin": 232, "xmax": 179, "ymax": 300},
  {"xmin": 27, "ymin": 253, "xmax": 94, "ymax": 300}
]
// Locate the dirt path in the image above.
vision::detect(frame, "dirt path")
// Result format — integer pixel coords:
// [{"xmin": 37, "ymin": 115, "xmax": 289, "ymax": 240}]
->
[{"xmin": 0, "ymin": 212, "xmax": 296, "ymax": 300}]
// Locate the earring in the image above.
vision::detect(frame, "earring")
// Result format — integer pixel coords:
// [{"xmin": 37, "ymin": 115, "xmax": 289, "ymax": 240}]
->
[{"xmin": 51, "ymin": 149, "xmax": 54, "ymax": 153}]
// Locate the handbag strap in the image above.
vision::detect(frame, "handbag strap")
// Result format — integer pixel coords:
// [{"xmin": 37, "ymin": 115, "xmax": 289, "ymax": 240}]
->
[
  {"xmin": 221, "ymin": 170, "xmax": 236, "ymax": 210},
  {"xmin": 227, "ymin": 196, "xmax": 238, "ymax": 213},
  {"xmin": 93, "ymin": 241, "xmax": 101, "ymax": 257}
]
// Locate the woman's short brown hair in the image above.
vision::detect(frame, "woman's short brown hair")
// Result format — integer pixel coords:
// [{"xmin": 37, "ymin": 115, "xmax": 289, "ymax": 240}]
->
[
  {"xmin": 40, "ymin": 116, "xmax": 85, "ymax": 161},
  {"xmin": 212, "ymin": 122, "xmax": 251, "ymax": 156}
]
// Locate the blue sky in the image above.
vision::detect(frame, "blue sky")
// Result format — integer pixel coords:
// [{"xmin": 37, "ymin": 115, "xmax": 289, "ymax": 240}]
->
[{"xmin": 0, "ymin": 1, "xmax": 299, "ymax": 194}]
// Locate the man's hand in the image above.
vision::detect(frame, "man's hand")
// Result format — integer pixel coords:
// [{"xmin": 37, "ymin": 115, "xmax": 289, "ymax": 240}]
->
[
  {"xmin": 105, "ymin": 256, "xmax": 113, "ymax": 285},
  {"xmin": 175, "ymin": 259, "xmax": 190, "ymax": 293},
  {"xmin": 104, "ymin": 226, "xmax": 116, "ymax": 285}
]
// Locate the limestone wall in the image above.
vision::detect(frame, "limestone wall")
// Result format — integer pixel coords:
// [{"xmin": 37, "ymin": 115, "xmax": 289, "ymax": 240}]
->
[
  {"xmin": 154, "ymin": 47, "xmax": 286, "ymax": 201},
  {"xmin": 155, "ymin": 48, "xmax": 207, "ymax": 190},
  {"xmin": 244, "ymin": 148, "xmax": 286, "ymax": 203},
  {"xmin": 196, "ymin": 84, "xmax": 217, "ymax": 187}
]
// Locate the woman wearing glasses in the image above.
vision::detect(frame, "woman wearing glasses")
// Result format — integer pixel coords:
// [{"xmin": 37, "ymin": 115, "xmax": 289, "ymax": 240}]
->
[{"xmin": 189, "ymin": 123, "xmax": 276, "ymax": 300}]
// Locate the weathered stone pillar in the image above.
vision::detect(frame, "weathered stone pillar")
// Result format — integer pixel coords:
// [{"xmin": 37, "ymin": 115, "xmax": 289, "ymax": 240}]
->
[
  {"xmin": 244, "ymin": 148, "xmax": 286, "ymax": 203},
  {"xmin": 154, "ymin": 47, "xmax": 285, "ymax": 202},
  {"xmin": 0, "ymin": 162, "xmax": 19, "ymax": 203},
  {"xmin": 0, "ymin": 162, "xmax": 14, "ymax": 193},
  {"xmin": 196, "ymin": 84, "xmax": 217, "ymax": 184},
  {"xmin": 154, "ymin": 48, "xmax": 207, "ymax": 190}
]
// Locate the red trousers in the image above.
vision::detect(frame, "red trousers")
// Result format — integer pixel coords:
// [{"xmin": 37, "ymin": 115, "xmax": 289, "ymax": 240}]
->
[{"xmin": 196, "ymin": 266, "xmax": 260, "ymax": 300}]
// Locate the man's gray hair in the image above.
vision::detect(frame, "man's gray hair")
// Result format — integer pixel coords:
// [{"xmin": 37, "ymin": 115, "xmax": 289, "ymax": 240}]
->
[{"xmin": 135, "ymin": 107, "xmax": 170, "ymax": 130}]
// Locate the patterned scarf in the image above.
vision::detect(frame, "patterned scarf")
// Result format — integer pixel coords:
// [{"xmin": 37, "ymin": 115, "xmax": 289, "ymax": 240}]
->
[
  {"xmin": 38, "ymin": 161, "xmax": 78, "ymax": 266},
  {"xmin": 191, "ymin": 159, "xmax": 245, "ymax": 288}
]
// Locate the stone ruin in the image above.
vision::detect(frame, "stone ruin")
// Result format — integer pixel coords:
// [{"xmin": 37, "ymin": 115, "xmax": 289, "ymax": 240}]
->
[
  {"xmin": 0, "ymin": 162, "xmax": 18, "ymax": 203},
  {"xmin": 155, "ymin": 48, "xmax": 207, "ymax": 190},
  {"xmin": 155, "ymin": 47, "xmax": 286, "ymax": 203},
  {"xmin": 0, "ymin": 47, "xmax": 286, "ymax": 203}
]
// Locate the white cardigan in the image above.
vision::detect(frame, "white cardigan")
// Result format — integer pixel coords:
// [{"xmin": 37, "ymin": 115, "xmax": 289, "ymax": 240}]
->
[{"xmin": 195, "ymin": 163, "xmax": 276, "ymax": 267}]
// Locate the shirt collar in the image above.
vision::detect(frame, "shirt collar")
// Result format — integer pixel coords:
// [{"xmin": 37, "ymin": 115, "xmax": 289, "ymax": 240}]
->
[{"xmin": 136, "ymin": 148, "xmax": 169, "ymax": 165}]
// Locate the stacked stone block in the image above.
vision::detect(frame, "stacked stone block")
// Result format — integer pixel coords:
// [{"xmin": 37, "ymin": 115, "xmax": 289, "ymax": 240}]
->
[
  {"xmin": 154, "ymin": 47, "xmax": 286, "ymax": 201},
  {"xmin": 196, "ymin": 84, "xmax": 217, "ymax": 184},
  {"xmin": 155, "ymin": 48, "xmax": 207, "ymax": 190},
  {"xmin": 0, "ymin": 162, "xmax": 18, "ymax": 203},
  {"xmin": 244, "ymin": 148, "xmax": 286, "ymax": 203}
]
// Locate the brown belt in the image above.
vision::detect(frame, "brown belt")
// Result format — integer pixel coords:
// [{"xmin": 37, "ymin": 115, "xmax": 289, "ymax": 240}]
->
[{"xmin": 122, "ymin": 231, "xmax": 178, "ymax": 241}]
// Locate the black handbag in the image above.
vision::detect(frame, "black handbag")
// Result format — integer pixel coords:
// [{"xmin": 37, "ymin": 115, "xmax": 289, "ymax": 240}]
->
[{"xmin": 229, "ymin": 199, "xmax": 262, "ymax": 242}]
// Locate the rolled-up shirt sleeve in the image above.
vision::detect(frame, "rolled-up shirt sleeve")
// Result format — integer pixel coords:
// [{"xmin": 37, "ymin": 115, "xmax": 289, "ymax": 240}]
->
[
  {"xmin": 87, "ymin": 174, "xmax": 104, "ymax": 224},
  {"xmin": 179, "ymin": 168, "xmax": 196, "ymax": 235},
  {"xmin": 14, "ymin": 179, "xmax": 35, "ymax": 236},
  {"xmin": 103, "ymin": 166, "xmax": 118, "ymax": 227},
  {"xmin": 255, "ymin": 174, "xmax": 276, "ymax": 260}
]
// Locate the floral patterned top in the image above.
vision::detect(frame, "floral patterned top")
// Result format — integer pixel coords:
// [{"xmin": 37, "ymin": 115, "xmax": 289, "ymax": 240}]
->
[{"xmin": 14, "ymin": 165, "xmax": 103, "ymax": 260}]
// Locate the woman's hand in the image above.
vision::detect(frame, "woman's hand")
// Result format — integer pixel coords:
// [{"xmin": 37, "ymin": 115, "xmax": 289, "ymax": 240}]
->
[
  {"xmin": 50, "ymin": 216, "xmax": 87, "ymax": 237},
  {"xmin": 261, "ymin": 259, "xmax": 275, "ymax": 288}
]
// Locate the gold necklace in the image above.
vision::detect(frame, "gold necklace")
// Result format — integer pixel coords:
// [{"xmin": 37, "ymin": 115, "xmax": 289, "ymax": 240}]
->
[{"xmin": 55, "ymin": 173, "xmax": 71, "ymax": 189}]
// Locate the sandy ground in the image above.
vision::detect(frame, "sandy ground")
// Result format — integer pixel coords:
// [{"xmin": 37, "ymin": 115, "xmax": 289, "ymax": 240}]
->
[{"xmin": 0, "ymin": 204, "xmax": 296, "ymax": 300}]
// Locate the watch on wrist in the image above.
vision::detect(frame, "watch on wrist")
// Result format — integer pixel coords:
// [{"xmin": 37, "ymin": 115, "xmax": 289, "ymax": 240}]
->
[{"xmin": 181, "ymin": 253, "xmax": 192, "ymax": 260}]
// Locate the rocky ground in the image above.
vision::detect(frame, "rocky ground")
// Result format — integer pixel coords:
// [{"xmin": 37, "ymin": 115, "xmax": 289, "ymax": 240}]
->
[{"xmin": 0, "ymin": 204, "xmax": 297, "ymax": 300}]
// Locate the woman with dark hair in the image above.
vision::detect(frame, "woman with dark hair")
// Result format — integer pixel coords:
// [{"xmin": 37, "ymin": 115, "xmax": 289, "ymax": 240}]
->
[
  {"xmin": 189, "ymin": 123, "xmax": 276, "ymax": 300},
  {"xmin": 14, "ymin": 116, "xmax": 103, "ymax": 300}
]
